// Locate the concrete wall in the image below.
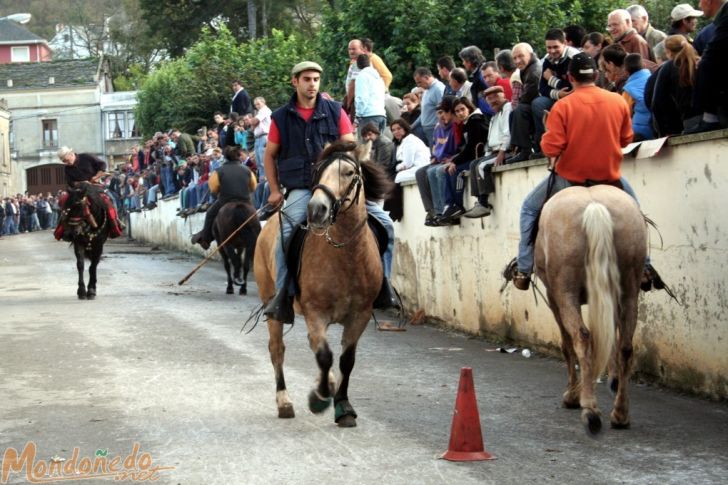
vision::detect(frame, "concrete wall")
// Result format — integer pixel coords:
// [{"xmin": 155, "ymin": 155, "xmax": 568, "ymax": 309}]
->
[
  {"xmin": 128, "ymin": 194, "xmax": 207, "ymax": 257},
  {"xmin": 129, "ymin": 131, "xmax": 728, "ymax": 399},
  {"xmin": 0, "ymin": 101, "xmax": 11, "ymax": 196},
  {"xmin": 392, "ymin": 130, "xmax": 728, "ymax": 400}
]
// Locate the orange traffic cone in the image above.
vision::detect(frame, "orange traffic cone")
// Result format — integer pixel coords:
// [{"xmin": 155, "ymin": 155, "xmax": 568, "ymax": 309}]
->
[{"xmin": 442, "ymin": 367, "xmax": 495, "ymax": 461}]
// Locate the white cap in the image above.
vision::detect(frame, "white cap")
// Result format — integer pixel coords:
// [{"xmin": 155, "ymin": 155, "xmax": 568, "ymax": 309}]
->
[{"xmin": 671, "ymin": 4, "xmax": 704, "ymax": 21}]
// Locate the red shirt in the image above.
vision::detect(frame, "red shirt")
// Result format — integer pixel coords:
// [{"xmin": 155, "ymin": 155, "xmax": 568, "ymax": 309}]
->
[
  {"xmin": 268, "ymin": 106, "xmax": 353, "ymax": 144},
  {"xmin": 496, "ymin": 77, "xmax": 513, "ymax": 101}
]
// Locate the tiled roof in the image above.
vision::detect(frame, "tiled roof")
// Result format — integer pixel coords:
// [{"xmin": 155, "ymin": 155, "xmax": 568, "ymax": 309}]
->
[
  {"xmin": 0, "ymin": 58, "xmax": 99, "ymax": 90},
  {"xmin": 0, "ymin": 19, "xmax": 46, "ymax": 44}
]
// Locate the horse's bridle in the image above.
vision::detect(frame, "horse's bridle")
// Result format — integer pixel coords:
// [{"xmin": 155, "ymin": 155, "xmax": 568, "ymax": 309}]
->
[{"xmin": 311, "ymin": 153, "xmax": 362, "ymax": 226}]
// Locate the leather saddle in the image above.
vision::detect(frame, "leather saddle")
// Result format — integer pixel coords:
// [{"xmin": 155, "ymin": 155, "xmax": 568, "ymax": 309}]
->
[{"xmin": 286, "ymin": 214, "xmax": 388, "ymax": 296}]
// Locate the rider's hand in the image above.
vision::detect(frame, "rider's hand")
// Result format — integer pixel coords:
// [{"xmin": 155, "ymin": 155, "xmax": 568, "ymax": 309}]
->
[{"xmin": 267, "ymin": 189, "xmax": 284, "ymax": 211}]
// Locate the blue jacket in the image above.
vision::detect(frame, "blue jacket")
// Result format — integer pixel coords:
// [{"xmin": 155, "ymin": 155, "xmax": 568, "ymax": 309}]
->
[
  {"xmin": 271, "ymin": 93, "xmax": 341, "ymax": 190},
  {"xmin": 624, "ymin": 69, "xmax": 655, "ymax": 140}
]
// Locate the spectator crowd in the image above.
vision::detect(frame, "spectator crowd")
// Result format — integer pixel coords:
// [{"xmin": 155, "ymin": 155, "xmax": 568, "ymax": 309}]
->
[{"xmin": 6, "ymin": 2, "xmax": 722, "ymax": 236}]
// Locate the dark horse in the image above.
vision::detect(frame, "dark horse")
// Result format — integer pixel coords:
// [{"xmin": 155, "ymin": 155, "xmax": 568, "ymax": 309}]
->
[
  {"xmin": 64, "ymin": 185, "xmax": 111, "ymax": 300},
  {"xmin": 534, "ymin": 185, "xmax": 647, "ymax": 435},
  {"xmin": 254, "ymin": 141, "xmax": 392, "ymax": 427},
  {"xmin": 212, "ymin": 201, "xmax": 261, "ymax": 295}
]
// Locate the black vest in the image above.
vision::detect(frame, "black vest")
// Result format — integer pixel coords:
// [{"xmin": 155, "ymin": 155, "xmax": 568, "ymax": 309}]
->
[
  {"xmin": 217, "ymin": 160, "xmax": 251, "ymax": 203},
  {"xmin": 271, "ymin": 93, "xmax": 341, "ymax": 190}
]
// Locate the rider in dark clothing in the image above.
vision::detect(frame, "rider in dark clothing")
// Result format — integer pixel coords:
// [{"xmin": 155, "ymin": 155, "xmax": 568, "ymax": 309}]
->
[
  {"xmin": 191, "ymin": 146, "xmax": 257, "ymax": 249},
  {"xmin": 54, "ymin": 146, "xmax": 124, "ymax": 240}
]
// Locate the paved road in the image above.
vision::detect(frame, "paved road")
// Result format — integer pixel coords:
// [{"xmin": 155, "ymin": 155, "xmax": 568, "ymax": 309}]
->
[{"xmin": 1, "ymin": 232, "xmax": 726, "ymax": 484}]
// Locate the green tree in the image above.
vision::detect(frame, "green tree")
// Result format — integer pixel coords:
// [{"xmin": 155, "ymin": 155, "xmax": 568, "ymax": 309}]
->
[{"xmin": 135, "ymin": 25, "xmax": 314, "ymax": 137}]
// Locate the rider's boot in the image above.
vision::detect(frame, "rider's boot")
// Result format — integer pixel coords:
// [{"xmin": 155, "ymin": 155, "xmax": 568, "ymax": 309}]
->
[
  {"xmin": 263, "ymin": 286, "xmax": 295, "ymax": 324},
  {"xmin": 191, "ymin": 231, "xmax": 210, "ymax": 250},
  {"xmin": 373, "ymin": 277, "xmax": 400, "ymax": 310}
]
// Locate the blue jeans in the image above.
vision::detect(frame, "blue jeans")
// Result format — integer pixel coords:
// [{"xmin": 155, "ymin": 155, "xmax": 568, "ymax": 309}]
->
[
  {"xmin": 274, "ymin": 189, "xmax": 395, "ymax": 291},
  {"xmin": 161, "ymin": 165, "xmax": 175, "ymax": 196},
  {"xmin": 274, "ymin": 189, "xmax": 312, "ymax": 291},
  {"xmin": 254, "ymin": 136, "xmax": 267, "ymax": 179},
  {"xmin": 444, "ymin": 163, "xmax": 469, "ymax": 208},
  {"xmin": 254, "ymin": 181, "xmax": 270, "ymax": 209},
  {"xmin": 428, "ymin": 164, "xmax": 448, "ymax": 215},
  {"xmin": 517, "ymin": 174, "xmax": 639, "ymax": 274},
  {"xmin": 365, "ymin": 200, "xmax": 394, "ymax": 279},
  {"xmin": 532, "ymin": 96, "xmax": 555, "ymax": 151},
  {"xmin": 357, "ymin": 115, "xmax": 387, "ymax": 139}
]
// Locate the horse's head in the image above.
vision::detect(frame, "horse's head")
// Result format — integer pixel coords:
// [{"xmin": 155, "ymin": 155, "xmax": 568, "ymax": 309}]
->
[
  {"xmin": 308, "ymin": 141, "xmax": 369, "ymax": 231},
  {"xmin": 63, "ymin": 185, "xmax": 105, "ymax": 238}
]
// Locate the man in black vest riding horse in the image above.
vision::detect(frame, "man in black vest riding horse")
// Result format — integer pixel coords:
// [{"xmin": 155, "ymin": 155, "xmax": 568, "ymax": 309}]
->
[
  {"xmin": 54, "ymin": 146, "xmax": 124, "ymax": 241},
  {"xmin": 191, "ymin": 145, "xmax": 257, "ymax": 250},
  {"xmin": 260, "ymin": 60, "xmax": 399, "ymax": 323}
]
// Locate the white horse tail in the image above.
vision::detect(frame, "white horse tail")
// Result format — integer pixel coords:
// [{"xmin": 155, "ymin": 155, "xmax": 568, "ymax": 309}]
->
[{"xmin": 582, "ymin": 202, "xmax": 619, "ymax": 379}]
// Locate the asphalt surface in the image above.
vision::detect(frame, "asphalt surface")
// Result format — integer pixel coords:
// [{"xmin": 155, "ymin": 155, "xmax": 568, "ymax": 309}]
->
[{"xmin": 0, "ymin": 232, "xmax": 726, "ymax": 485}]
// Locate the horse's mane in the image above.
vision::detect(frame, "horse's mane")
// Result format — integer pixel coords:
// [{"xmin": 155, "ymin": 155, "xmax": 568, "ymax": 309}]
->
[{"xmin": 315, "ymin": 141, "xmax": 394, "ymax": 201}]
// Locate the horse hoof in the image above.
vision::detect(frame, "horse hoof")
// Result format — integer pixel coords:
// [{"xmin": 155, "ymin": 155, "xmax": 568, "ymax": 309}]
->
[
  {"xmin": 77, "ymin": 294, "xmax": 86, "ymax": 300},
  {"xmin": 308, "ymin": 390, "xmax": 332, "ymax": 414},
  {"xmin": 278, "ymin": 404, "xmax": 295, "ymax": 419},
  {"xmin": 610, "ymin": 419, "xmax": 631, "ymax": 430},
  {"xmin": 226, "ymin": 288, "xmax": 234, "ymax": 295},
  {"xmin": 334, "ymin": 400, "xmax": 358, "ymax": 427},
  {"xmin": 562, "ymin": 399, "xmax": 580, "ymax": 409},
  {"xmin": 337, "ymin": 415, "xmax": 357, "ymax": 428},
  {"xmin": 239, "ymin": 287, "xmax": 247, "ymax": 295},
  {"xmin": 582, "ymin": 409, "xmax": 603, "ymax": 436},
  {"xmin": 86, "ymin": 293, "xmax": 96, "ymax": 300}
]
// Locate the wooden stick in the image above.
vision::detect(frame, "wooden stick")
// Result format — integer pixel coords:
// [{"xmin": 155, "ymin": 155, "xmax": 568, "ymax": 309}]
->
[{"xmin": 178, "ymin": 206, "xmax": 265, "ymax": 286}]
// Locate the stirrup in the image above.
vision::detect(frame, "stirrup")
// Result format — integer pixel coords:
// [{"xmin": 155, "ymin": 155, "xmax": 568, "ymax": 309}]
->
[
  {"xmin": 641, "ymin": 263, "xmax": 680, "ymax": 303},
  {"xmin": 501, "ymin": 257, "xmax": 531, "ymax": 291}
]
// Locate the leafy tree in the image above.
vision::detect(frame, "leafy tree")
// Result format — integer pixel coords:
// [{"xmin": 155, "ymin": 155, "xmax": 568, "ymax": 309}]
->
[
  {"xmin": 316, "ymin": 0, "xmax": 638, "ymax": 96},
  {"xmin": 135, "ymin": 25, "xmax": 314, "ymax": 137}
]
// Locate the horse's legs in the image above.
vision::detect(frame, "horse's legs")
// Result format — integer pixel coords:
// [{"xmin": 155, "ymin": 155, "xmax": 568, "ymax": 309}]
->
[
  {"xmin": 556, "ymin": 295, "xmax": 602, "ymax": 434},
  {"xmin": 267, "ymin": 319, "xmax": 294, "ymax": 418},
  {"xmin": 221, "ymin": 248, "xmax": 234, "ymax": 294},
  {"xmin": 74, "ymin": 245, "xmax": 86, "ymax": 299},
  {"xmin": 306, "ymin": 317, "xmax": 335, "ymax": 414},
  {"xmin": 550, "ymin": 299, "xmax": 580, "ymax": 408},
  {"xmin": 86, "ymin": 244, "xmax": 101, "ymax": 300},
  {"xmin": 611, "ymin": 280, "xmax": 640, "ymax": 428},
  {"xmin": 241, "ymin": 238, "xmax": 256, "ymax": 295},
  {"xmin": 236, "ymin": 247, "xmax": 246, "ymax": 295},
  {"xmin": 333, "ymin": 315, "xmax": 369, "ymax": 427}
]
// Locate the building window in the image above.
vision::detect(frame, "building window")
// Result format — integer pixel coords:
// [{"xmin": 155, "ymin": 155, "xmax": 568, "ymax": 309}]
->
[
  {"xmin": 42, "ymin": 119, "xmax": 58, "ymax": 148},
  {"xmin": 11, "ymin": 46, "xmax": 30, "ymax": 63},
  {"xmin": 106, "ymin": 111, "xmax": 139, "ymax": 139}
]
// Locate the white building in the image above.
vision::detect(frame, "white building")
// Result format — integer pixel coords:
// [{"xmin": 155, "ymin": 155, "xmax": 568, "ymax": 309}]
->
[{"xmin": 0, "ymin": 57, "xmax": 113, "ymax": 194}]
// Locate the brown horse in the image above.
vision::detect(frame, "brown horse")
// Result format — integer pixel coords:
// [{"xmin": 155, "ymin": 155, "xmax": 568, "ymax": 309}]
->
[
  {"xmin": 212, "ymin": 201, "xmax": 260, "ymax": 295},
  {"xmin": 254, "ymin": 141, "xmax": 392, "ymax": 427},
  {"xmin": 534, "ymin": 185, "xmax": 647, "ymax": 435}
]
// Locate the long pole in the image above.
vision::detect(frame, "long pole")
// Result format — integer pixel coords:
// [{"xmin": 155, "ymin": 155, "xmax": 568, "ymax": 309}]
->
[{"xmin": 178, "ymin": 205, "xmax": 268, "ymax": 286}]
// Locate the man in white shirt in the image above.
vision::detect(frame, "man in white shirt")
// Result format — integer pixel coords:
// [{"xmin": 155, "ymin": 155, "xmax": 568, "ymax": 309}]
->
[
  {"xmin": 465, "ymin": 86, "xmax": 513, "ymax": 218},
  {"xmin": 353, "ymin": 54, "xmax": 387, "ymax": 139},
  {"xmin": 249, "ymin": 96, "xmax": 272, "ymax": 208}
]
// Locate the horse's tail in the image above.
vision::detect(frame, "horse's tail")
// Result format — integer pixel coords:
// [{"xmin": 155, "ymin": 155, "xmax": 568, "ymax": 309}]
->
[{"xmin": 582, "ymin": 202, "xmax": 619, "ymax": 379}]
